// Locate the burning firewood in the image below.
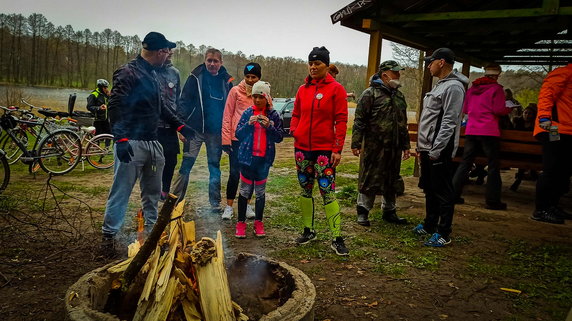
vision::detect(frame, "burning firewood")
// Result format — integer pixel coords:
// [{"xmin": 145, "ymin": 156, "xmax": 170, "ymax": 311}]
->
[{"xmin": 105, "ymin": 197, "xmax": 248, "ymax": 321}]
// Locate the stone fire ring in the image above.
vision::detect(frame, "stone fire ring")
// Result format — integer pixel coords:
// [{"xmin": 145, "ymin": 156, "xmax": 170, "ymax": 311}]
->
[{"xmin": 65, "ymin": 252, "xmax": 316, "ymax": 321}]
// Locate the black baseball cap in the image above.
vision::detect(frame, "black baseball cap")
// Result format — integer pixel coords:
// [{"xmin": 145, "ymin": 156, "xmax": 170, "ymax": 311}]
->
[
  {"xmin": 424, "ymin": 48, "xmax": 455, "ymax": 64},
  {"xmin": 142, "ymin": 32, "xmax": 176, "ymax": 51}
]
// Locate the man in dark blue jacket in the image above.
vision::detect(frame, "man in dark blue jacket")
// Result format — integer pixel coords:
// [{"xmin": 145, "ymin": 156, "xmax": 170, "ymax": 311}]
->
[
  {"xmin": 172, "ymin": 48, "xmax": 233, "ymax": 212},
  {"xmin": 102, "ymin": 32, "xmax": 194, "ymax": 257}
]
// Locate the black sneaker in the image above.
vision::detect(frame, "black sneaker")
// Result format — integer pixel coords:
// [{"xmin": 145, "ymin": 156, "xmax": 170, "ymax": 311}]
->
[
  {"xmin": 331, "ymin": 237, "xmax": 349, "ymax": 256},
  {"xmin": 296, "ymin": 228, "xmax": 316, "ymax": 244},
  {"xmin": 98, "ymin": 234, "xmax": 118, "ymax": 260},
  {"xmin": 356, "ymin": 206, "xmax": 370, "ymax": 226},
  {"xmin": 485, "ymin": 202, "xmax": 507, "ymax": 210},
  {"xmin": 531, "ymin": 208, "xmax": 565, "ymax": 224}
]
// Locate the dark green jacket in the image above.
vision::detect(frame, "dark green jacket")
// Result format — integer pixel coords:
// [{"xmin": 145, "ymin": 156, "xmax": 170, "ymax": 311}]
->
[{"xmin": 351, "ymin": 75, "xmax": 410, "ymax": 195}]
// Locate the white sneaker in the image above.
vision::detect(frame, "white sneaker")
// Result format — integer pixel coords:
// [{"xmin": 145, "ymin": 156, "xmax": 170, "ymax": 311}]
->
[
  {"xmin": 246, "ymin": 204, "xmax": 255, "ymax": 219},
  {"xmin": 222, "ymin": 205, "xmax": 233, "ymax": 220}
]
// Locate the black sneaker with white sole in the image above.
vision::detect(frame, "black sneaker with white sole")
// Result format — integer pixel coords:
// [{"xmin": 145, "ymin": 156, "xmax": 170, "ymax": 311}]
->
[
  {"xmin": 331, "ymin": 237, "xmax": 349, "ymax": 256},
  {"xmin": 296, "ymin": 227, "xmax": 316, "ymax": 244}
]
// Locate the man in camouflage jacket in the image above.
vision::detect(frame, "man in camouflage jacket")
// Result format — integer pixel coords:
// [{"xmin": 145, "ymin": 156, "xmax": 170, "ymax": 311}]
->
[{"xmin": 351, "ymin": 60, "xmax": 411, "ymax": 226}]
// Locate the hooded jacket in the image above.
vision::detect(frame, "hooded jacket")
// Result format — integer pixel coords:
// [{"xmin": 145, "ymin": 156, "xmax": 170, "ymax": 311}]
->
[
  {"xmin": 290, "ymin": 73, "xmax": 348, "ymax": 153},
  {"xmin": 235, "ymin": 107, "xmax": 283, "ymax": 167},
  {"xmin": 108, "ymin": 55, "xmax": 185, "ymax": 141},
  {"xmin": 533, "ymin": 63, "xmax": 572, "ymax": 136},
  {"xmin": 178, "ymin": 64, "xmax": 233, "ymax": 134},
  {"xmin": 222, "ymin": 79, "xmax": 253, "ymax": 145},
  {"xmin": 463, "ymin": 77, "xmax": 510, "ymax": 137},
  {"xmin": 417, "ymin": 70, "xmax": 469, "ymax": 159}
]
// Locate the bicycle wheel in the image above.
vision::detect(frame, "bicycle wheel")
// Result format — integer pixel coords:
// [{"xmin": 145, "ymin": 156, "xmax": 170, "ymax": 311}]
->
[
  {"xmin": 0, "ymin": 150, "xmax": 10, "ymax": 193},
  {"xmin": 85, "ymin": 134, "xmax": 114, "ymax": 169},
  {"xmin": 1, "ymin": 128, "xmax": 27, "ymax": 165},
  {"xmin": 37, "ymin": 129, "xmax": 82, "ymax": 175}
]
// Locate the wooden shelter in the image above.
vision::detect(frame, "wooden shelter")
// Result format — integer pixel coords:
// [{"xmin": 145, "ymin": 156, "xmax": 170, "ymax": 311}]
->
[{"xmin": 332, "ymin": 0, "xmax": 572, "ymax": 89}]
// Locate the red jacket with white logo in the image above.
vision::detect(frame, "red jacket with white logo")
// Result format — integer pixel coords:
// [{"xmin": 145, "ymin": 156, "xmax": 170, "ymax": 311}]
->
[{"xmin": 290, "ymin": 73, "xmax": 348, "ymax": 153}]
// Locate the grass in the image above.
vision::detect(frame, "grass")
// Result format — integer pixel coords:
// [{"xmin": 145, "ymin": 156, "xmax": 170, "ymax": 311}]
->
[{"xmin": 466, "ymin": 240, "xmax": 572, "ymax": 320}]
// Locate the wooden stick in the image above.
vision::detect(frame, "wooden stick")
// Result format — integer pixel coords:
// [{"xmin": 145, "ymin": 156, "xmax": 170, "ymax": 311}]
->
[{"xmin": 104, "ymin": 194, "xmax": 178, "ymax": 314}]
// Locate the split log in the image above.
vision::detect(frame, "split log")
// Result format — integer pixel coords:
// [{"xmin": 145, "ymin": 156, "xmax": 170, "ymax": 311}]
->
[
  {"xmin": 191, "ymin": 231, "xmax": 234, "ymax": 321},
  {"xmin": 104, "ymin": 194, "xmax": 178, "ymax": 314}
]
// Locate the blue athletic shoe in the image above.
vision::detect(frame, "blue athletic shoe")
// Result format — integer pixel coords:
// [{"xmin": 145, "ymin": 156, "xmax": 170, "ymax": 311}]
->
[
  {"xmin": 412, "ymin": 224, "xmax": 429, "ymax": 236},
  {"xmin": 424, "ymin": 233, "xmax": 451, "ymax": 247}
]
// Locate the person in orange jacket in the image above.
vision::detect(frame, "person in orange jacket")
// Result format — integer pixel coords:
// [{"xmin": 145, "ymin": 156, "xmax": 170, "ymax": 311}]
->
[{"xmin": 531, "ymin": 61, "xmax": 572, "ymax": 224}]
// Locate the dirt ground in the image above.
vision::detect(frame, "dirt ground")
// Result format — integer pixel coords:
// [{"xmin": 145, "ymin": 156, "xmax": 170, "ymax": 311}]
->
[{"xmin": 1, "ymin": 136, "xmax": 571, "ymax": 321}]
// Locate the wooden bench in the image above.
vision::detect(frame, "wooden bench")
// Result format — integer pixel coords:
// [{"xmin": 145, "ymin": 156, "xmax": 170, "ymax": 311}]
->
[{"xmin": 407, "ymin": 123, "xmax": 543, "ymax": 171}]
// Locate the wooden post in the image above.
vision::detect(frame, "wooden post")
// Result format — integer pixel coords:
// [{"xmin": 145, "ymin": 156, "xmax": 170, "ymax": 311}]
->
[
  {"xmin": 366, "ymin": 30, "xmax": 382, "ymax": 87},
  {"xmin": 413, "ymin": 50, "xmax": 434, "ymax": 177}
]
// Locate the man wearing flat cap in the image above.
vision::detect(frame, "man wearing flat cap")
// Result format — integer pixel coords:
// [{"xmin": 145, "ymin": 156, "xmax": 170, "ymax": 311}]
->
[
  {"xmin": 413, "ymin": 48, "xmax": 468, "ymax": 247},
  {"xmin": 102, "ymin": 31, "xmax": 194, "ymax": 257},
  {"xmin": 351, "ymin": 60, "xmax": 411, "ymax": 227}
]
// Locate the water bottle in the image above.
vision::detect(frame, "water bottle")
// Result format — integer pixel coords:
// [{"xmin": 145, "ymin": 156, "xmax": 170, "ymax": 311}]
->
[{"xmin": 549, "ymin": 125, "xmax": 560, "ymax": 142}]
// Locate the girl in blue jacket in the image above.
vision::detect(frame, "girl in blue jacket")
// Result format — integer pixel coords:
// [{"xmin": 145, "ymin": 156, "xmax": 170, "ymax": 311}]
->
[{"xmin": 234, "ymin": 81, "xmax": 283, "ymax": 238}]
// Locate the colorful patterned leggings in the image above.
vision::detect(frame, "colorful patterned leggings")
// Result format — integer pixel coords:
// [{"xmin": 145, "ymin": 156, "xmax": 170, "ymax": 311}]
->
[
  {"xmin": 295, "ymin": 149, "xmax": 336, "ymax": 205},
  {"xmin": 295, "ymin": 149, "xmax": 341, "ymax": 238}
]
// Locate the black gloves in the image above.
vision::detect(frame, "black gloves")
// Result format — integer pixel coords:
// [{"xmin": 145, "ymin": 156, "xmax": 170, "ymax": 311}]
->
[
  {"xmin": 222, "ymin": 145, "xmax": 232, "ymax": 154},
  {"xmin": 116, "ymin": 140, "xmax": 134, "ymax": 163},
  {"xmin": 178, "ymin": 125, "xmax": 195, "ymax": 140}
]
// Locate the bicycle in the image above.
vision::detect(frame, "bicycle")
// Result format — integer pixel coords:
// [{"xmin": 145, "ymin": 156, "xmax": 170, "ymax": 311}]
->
[
  {"xmin": 0, "ymin": 104, "xmax": 82, "ymax": 175},
  {"xmin": 0, "ymin": 106, "xmax": 41, "ymax": 165},
  {"xmin": 0, "ymin": 148, "xmax": 9, "ymax": 193},
  {"xmin": 69, "ymin": 121, "xmax": 114, "ymax": 169}
]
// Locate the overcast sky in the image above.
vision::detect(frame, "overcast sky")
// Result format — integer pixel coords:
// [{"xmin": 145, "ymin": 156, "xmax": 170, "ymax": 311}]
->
[{"xmin": 1, "ymin": 0, "xmax": 397, "ymax": 66}]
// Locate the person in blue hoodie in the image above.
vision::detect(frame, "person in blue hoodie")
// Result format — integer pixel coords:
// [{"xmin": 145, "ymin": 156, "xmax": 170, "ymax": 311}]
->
[{"xmin": 413, "ymin": 48, "xmax": 468, "ymax": 247}]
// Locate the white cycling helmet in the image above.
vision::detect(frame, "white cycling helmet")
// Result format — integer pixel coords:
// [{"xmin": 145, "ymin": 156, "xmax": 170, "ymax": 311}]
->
[{"xmin": 97, "ymin": 79, "xmax": 109, "ymax": 88}]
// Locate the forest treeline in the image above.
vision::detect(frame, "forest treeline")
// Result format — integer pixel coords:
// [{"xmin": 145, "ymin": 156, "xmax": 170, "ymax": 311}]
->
[{"xmin": 0, "ymin": 12, "xmax": 547, "ymax": 107}]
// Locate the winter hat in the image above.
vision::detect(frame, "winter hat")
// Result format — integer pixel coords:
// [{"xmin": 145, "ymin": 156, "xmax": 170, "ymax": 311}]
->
[
  {"xmin": 252, "ymin": 81, "xmax": 273, "ymax": 107},
  {"xmin": 308, "ymin": 46, "xmax": 330, "ymax": 66},
  {"xmin": 244, "ymin": 62, "xmax": 262, "ymax": 78}
]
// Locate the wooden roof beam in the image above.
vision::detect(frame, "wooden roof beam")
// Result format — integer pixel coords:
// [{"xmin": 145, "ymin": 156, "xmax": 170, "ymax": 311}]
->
[{"xmin": 383, "ymin": 3, "xmax": 572, "ymax": 22}]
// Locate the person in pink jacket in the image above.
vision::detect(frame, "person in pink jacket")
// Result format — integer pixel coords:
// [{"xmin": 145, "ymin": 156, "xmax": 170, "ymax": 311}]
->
[
  {"xmin": 221, "ymin": 62, "xmax": 261, "ymax": 220},
  {"xmin": 452, "ymin": 64, "xmax": 513, "ymax": 210}
]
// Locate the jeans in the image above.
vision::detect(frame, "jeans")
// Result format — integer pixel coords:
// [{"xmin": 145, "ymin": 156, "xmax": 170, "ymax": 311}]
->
[
  {"xmin": 535, "ymin": 134, "xmax": 572, "ymax": 210},
  {"xmin": 171, "ymin": 132, "xmax": 222, "ymax": 206},
  {"xmin": 102, "ymin": 140, "xmax": 165, "ymax": 235},
  {"xmin": 452, "ymin": 135, "xmax": 502, "ymax": 204},
  {"xmin": 419, "ymin": 151, "xmax": 456, "ymax": 238}
]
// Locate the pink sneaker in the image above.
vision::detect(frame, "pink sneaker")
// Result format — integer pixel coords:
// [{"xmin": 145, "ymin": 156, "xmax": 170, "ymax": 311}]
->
[
  {"xmin": 253, "ymin": 220, "xmax": 265, "ymax": 237},
  {"xmin": 235, "ymin": 221, "xmax": 246, "ymax": 238}
]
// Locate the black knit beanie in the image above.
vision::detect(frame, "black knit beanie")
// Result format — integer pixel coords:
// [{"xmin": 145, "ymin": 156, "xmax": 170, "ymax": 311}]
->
[
  {"xmin": 244, "ymin": 62, "xmax": 262, "ymax": 78},
  {"xmin": 308, "ymin": 46, "xmax": 330, "ymax": 66}
]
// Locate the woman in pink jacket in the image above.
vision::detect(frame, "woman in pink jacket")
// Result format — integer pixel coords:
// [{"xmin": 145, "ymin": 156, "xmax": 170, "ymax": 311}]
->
[
  {"xmin": 221, "ymin": 62, "xmax": 261, "ymax": 220},
  {"xmin": 452, "ymin": 64, "xmax": 513, "ymax": 210}
]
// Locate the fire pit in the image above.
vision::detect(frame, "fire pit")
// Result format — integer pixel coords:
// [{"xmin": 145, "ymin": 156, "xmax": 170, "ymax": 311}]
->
[{"xmin": 65, "ymin": 253, "xmax": 315, "ymax": 321}]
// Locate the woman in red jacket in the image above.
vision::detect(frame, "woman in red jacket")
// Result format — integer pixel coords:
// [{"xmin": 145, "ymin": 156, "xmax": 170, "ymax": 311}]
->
[{"xmin": 290, "ymin": 46, "xmax": 349, "ymax": 256}]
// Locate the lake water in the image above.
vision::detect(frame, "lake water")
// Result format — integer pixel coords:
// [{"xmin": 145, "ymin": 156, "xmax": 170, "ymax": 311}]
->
[{"xmin": 0, "ymin": 85, "xmax": 91, "ymax": 112}]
